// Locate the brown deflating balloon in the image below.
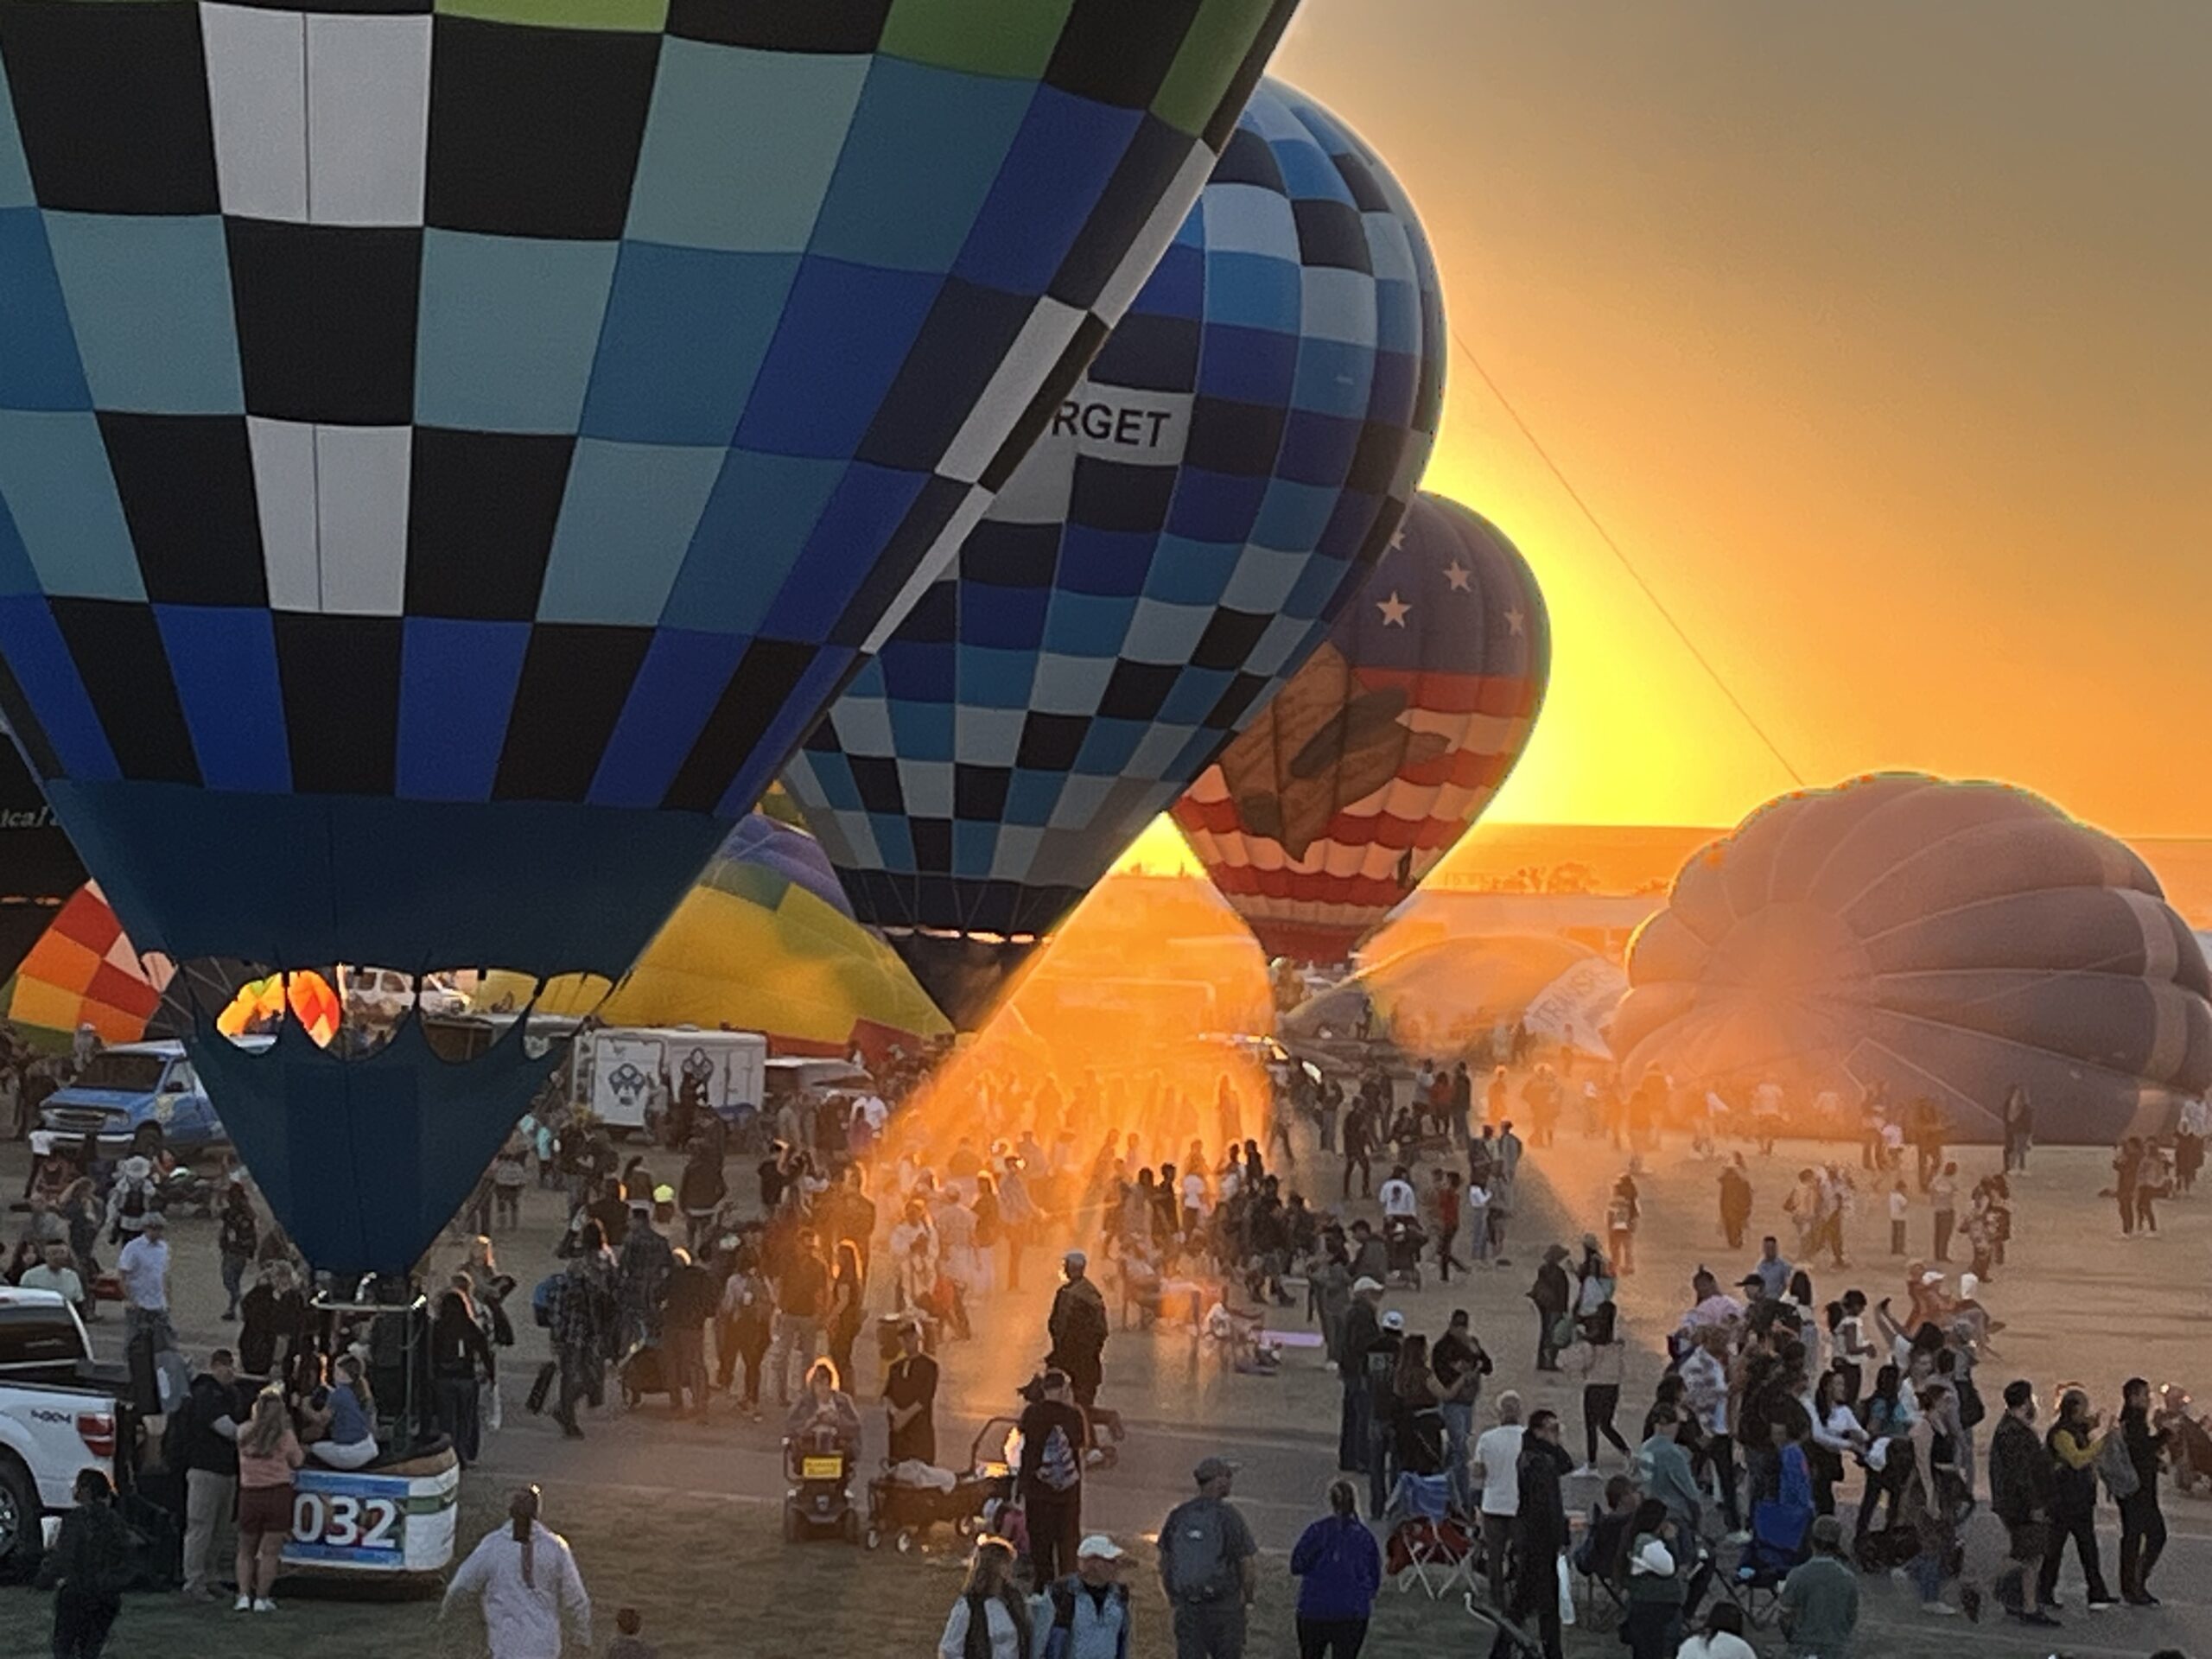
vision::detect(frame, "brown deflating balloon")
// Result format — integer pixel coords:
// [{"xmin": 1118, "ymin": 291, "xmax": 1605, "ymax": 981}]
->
[{"xmin": 1612, "ymin": 773, "xmax": 2212, "ymax": 1143}]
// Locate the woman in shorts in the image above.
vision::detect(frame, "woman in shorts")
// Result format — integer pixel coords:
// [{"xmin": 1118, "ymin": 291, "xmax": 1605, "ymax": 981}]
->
[{"xmin": 234, "ymin": 1386, "xmax": 303, "ymax": 1611}]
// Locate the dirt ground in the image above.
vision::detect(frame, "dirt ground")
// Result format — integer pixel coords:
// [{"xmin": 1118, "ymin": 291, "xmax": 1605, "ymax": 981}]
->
[{"xmin": 0, "ymin": 1121, "xmax": 2204, "ymax": 1657}]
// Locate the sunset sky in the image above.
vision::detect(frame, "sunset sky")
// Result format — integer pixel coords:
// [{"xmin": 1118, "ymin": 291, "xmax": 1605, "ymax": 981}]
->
[{"xmin": 1234, "ymin": 0, "xmax": 2210, "ymax": 843}]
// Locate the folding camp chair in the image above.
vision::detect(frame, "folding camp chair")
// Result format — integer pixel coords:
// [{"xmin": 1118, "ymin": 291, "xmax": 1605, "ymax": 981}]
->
[
  {"xmin": 1718, "ymin": 1497, "xmax": 1813, "ymax": 1627},
  {"xmin": 1385, "ymin": 1472, "xmax": 1478, "ymax": 1599},
  {"xmin": 1568, "ymin": 1508, "xmax": 1630, "ymax": 1631}
]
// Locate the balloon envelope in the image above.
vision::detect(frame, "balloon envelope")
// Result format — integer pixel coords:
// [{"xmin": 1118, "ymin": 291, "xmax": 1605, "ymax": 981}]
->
[
  {"xmin": 1176, "ymin": 493, "xmax": 1548, "ymax": 963},
  {"xmin": 1611, "ymin": 773, "xmax": 2212, "ymax": 1142},
  {"xmin": 786, "ymin": 77, "xmax": 1445, "ymax": 1028},
  {"xmin": 476, "ymin": 813, "xmax": 947, "ymax": 1065},
  {"xmin": 0, "ymin": 0, "xmax": 1295, "ymax": 1271}
]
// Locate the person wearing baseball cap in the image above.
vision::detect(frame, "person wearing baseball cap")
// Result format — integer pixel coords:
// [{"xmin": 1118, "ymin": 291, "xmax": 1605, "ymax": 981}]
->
[
  {"xmin": 1037, "ymin": 1535, "xmax": 1132, "ymax": 1659},
  {"xmin": 1158, "ymin": 1458, "xmax": 1255, "ymax": 1656},
  {"xmin": 1337, "ymin": 1275, "xmax": 1385, "ymax": 1478}
]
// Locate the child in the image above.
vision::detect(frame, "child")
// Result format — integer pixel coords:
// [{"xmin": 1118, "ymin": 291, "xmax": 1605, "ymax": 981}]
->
[
  {"xmin": 607, "ymin": 1605, "xmax": 657, "ymax": 1659},
  {"xmin": 1888, "ymin": 1179, "xmax": 1908, "ymax": 1255}
]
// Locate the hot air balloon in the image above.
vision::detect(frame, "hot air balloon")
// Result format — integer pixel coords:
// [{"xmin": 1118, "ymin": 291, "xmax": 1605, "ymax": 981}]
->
[
  {"xmin": 0, "ymin": 1, "xmax": 1295, "ymax": 1274},
  {"xmin": 1611, "ymin": 774, "xmax": 2212, "ymax": 1143},
  {"xmin": 474, "ymin": 813, "xmax": 947, "ymax": 1065},
  {"xmin": 0, "ymin": 731, "xmax": 83, "ymax": 986},
  {"xmin": 785, "ymin": 78, "xmax": 1446, "ymax": 1028},
  {"xmin": 1174, "ymin": 493, "xmax": 1548, "ymax": 964}
]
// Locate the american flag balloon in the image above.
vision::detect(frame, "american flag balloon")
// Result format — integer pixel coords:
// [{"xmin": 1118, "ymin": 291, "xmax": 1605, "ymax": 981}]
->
[{"xmin": 1175, "ymin": 492, "xmax": 1548, "ymax": 963}]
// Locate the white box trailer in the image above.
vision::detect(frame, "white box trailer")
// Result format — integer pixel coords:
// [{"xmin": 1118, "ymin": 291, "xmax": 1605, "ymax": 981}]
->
[{"xmin": 570, "ymin": 1027, "xmax": 767, "ymax": 1133}]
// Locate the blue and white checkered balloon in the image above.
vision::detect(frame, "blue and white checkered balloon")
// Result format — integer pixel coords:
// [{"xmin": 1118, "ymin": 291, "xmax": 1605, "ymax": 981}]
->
[{"xmin": 785, "ymin": 79, "xmax": 1445, "ymax": 1028}]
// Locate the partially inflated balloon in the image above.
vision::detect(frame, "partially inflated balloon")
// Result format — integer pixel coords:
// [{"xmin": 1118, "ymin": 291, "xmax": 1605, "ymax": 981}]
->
[
  {"xmin": 1611, "ymin": 774, "xmax": 2212, "ymax": 1142},
  {"xmin": 786, "ymin": 78, "xmax": 1444, "ymax": 1027},
  {"xmin": 1175, "ymin": 493, "xmax": 1548, "ymax": 963},
  {"xmin": 0, "ymin": 0, "xmax": 1296, "ymax": 1271}
]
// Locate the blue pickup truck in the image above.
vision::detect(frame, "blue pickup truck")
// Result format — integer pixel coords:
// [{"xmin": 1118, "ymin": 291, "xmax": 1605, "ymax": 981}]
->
[{"xmin": 37, "ymin": 1039, "xmax": 263, "ymax": 1160}]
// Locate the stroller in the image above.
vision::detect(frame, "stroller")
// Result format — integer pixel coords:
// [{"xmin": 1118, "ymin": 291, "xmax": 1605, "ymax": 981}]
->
[
  {"xmin": 783, "ymin": 1423, "xmax": 860, "ymax": 1544},
  {"xmin": 865, "ymin": 1416, "xmax": 1018, "ymax": 1552}
]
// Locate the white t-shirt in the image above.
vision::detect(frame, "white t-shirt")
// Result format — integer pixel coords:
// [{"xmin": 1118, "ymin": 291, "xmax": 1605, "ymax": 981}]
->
[
  {"xmin": 1474, "ymin": 1423, "xmax": 1524, "ymax": 1515},
  {"xmin": 116, "ymin": 1235, "xmax": 169, "ymax": 1312},
  {"xmin": 1888, "ymin": 1191, "xmax": 1908, "ymax": 1221},
  {"xmin": 1179, "ymin": 1173, "xmax": 1206, "ymax": 1214},
  {"xmin": 1378, "ymin": 1179, "xmax": 1416, "ymax": 1219}
]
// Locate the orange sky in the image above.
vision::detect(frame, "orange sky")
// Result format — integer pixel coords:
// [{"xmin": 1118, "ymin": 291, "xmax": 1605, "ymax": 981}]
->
[{"xmin": 1233, "ymin": 1, "xmax": 2212, "ymax": 840}]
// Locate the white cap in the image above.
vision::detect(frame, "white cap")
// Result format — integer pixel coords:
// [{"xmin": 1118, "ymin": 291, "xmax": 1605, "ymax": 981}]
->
[
  {"xmin": 1381, "ymin": 1310, "xmax": 1406, "ymax": 1332},
  {"xmin": 1920, "ymin": 1268, "xmax": 1944, "ymax": 1286},
  {"xmin": 1351, "ymin": 1276, "xmax": 1384, "ymax": 1295},
  {"xmin": 1076, "ymin": 1534, "xmax": 1124, "ymax": 1560}
]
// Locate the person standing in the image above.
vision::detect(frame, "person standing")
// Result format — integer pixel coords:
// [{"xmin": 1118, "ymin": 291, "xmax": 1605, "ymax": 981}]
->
[
  {"xmin": 1490, "ymin": 1408, "xmax": 1573, "ymax": 1659},
  {"xmin": 1529, "ymin": 1244, "xmax": 1571, "ymax": 1372},
  {"xmin": 216, "ymin": 1177, "xmax": 257, "ymax": 1322},
  {"xmin": 1017, "ymin": 1369, "xmax": 1090, "ymax": 1587},
  {"xmin": 1158, "ymin": 1458, "xmax": 1258, "ymax": 1659},
  {"xmin": 1432, "ymin": 1309, "xmax": 1490, "ymax": 1515},
  {"xmin": 442, "ymin": 1486, "xmax": 593, "ymax": 1659},
  {"xmin": 659, "ymin": 1246, "xmax": 715, "ymax": 1419},
  {"xmin": 2039, "ymin": 1387, "xmax": 2114, "ymax": 1610},
  {"xmin": 1289, "ymin": 1478, "xmax": 1381, "ymax": 1659},
  {"xmin": 1987, "ymin": 1379, "xmax": 2060, "ymax": 1628},
  {"xmin": 233, "ymin": 1386, "xmax": 302, "ymax": 1611},
  {"xmin": 1433, "ymin": 1172, "xmax": 1467, "ymax": 1281},
  {"xmin": 1717, "ymin": 1157, "xmax": 1752, "ymax": 1250},
  {"xmin": 1472, "ymin": 1391, "xmax": 1525, "ymax": 1613},
  {"xmin": 1337, "ymin": 1278, "xmax": 1382, "ymax": 1475},
  {"xmin": 548, "ymin": 1225, "xmax": 615, "ymax": 1440},
  {"xmin": 1037, "ymin": 1534, "xmax": 1134, "ymax": 1659},
  {"xmin": 38, "ymin": 1469, "xmax": 130, "ymax": 1657},
  {"xmin": 1929, "ymin": 1162, "xmax": 1958, "ymax": 1262},
  {"xmin": 429, "ymin": 1286, "xmax": 496, "ymax": 1465},
  {"xmin": 937, "ymin": 1537, "xmax": 1032, "ymax": 1659},
  {"xmin": 883, "ymin": 1317, "xmax": 939, "ymax": 1466},
  {"xmin": 2117, "ymin": 1375, "xmax": 2170, "ymax": 1605},
  {"xmin": 114, "ymin": 1210, "xmax": 173, "ymax": 1356},
  {"xmin": 714, "ymin": 1242, "xmax": 773, "ymax": 1417},
  {"xmin": 768, "ymin": 1226, "xmax": 829, "ymax": 1407},
  {"xmin": 1777, "ymin": 1515, "xmax": 1859, "ymax": 1659},
  {"xmin": 177, "ymin": 1349, "xmax": 244, "ymax": 1602},
  {"xmin": 1047, "ymin": 1250, "xmax": 1109, "ymax": 1409}
]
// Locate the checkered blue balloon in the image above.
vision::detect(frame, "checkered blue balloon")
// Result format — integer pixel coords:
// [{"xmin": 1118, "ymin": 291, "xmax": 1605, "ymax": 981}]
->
[
  {"xmin": 785, "ymin": 78, "xmax": 1445, "ymax": 1027},
  {"xmin": 0, "ymin": 0, "xmax": 1299, "ymax": 982}
]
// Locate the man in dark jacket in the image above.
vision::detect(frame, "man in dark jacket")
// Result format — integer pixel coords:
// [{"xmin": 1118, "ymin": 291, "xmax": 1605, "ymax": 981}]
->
[
  {"xmin": 660, "ymin": 1247, "xmax": 717, "ymax": 1418},
  {"xmin": 1529, "ymin": 1245, "xmax": 1572, "ymax": 1372},
  {"xmin": 1987, "ymin": 1379, "xmax": 2059, "ymax": 1627},
  {"xmin": 1338, "ymin": 1279, "xmax": 1382, "ymax": 1475},
  {"xmin": 178, "ymin": 1349, "xmax": 243, "ymax": 1599},
  {"xmin": 1047, "ymin": 1251, "xmax": 1109, "ymax": 1408},
  {"xmin": 1363, "ymin": 1310, "xmax": 1406, "ymax": 1518},
  {"xmin": 1491, "ymin": 1408, "xmax": 1573, "ymax": 1659},
  {"xmin": 2118, "ymin": 1376, "xmax": 2171, "ymax": 1605}
]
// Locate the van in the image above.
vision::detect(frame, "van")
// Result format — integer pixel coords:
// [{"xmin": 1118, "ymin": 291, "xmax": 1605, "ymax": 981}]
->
[
  {"xmin": 38, "ymin": 1038, "xmax": 269, "ymax": 1159},
  {"xmin": 570, "ymin": 1027, "xmax": 767, "ymax": 1138}
]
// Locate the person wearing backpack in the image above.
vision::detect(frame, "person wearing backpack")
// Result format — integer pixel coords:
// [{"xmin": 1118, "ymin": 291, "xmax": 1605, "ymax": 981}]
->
[
  {"xmin": 1288, "ymin": 1478, "xmax": 1381, "ymax": 1658},
  {"xmin": 1037, "ymin": 1535, "xmax": 1133, "ymax": 1659},
  {"xmin": 39, "ymin": 1467, "xmax": 132, "ymax": 1656},
  {"xmin": 1018, "ymin": 1369, "xmax": 1090, "ymax": 1586},
  {"xmin": 1157, "ymin": 1457, "xmax": 1257, "ymax": 1658}
]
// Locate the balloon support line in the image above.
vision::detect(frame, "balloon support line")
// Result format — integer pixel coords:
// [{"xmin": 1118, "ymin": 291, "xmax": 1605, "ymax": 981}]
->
[{"xmin": 1447, "ymin": 327, "xmax": 1808, "ymax": 791}]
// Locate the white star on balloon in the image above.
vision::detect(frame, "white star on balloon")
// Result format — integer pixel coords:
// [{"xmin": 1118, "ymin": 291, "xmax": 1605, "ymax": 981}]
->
[
  {"xmin": 1384, "ymin": 524, "xmax": 1407, "ymax": 556},
  {"xmin": 1377, "ymin": 593, "xmax": 1411, "ymax": 627},
  {"xmin": 1443, "ymin": 561, "xmax": 1472, "ymax": 592},
  {"xmin": 1505, "ymin": 607, "xmax": 1526, "ymax": 635}
]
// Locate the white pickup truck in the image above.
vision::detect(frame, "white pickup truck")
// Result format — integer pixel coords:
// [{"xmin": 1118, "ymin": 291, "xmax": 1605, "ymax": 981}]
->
[{"xmin": 0, "ymin": 1287, "xmax": 137, "ymax": 1573}]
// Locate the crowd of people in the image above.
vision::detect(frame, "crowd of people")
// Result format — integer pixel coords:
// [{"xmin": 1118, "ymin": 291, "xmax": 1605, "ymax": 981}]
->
[{"xmin": 14, "ymin": 1014, "xmax": 2212, "ymax": 1659}]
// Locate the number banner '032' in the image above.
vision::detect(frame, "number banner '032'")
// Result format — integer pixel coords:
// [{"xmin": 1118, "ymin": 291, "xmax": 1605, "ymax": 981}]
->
[{"xmin": 284, "ymin": 1461, "xmax": 459, "ymax": 1574}]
